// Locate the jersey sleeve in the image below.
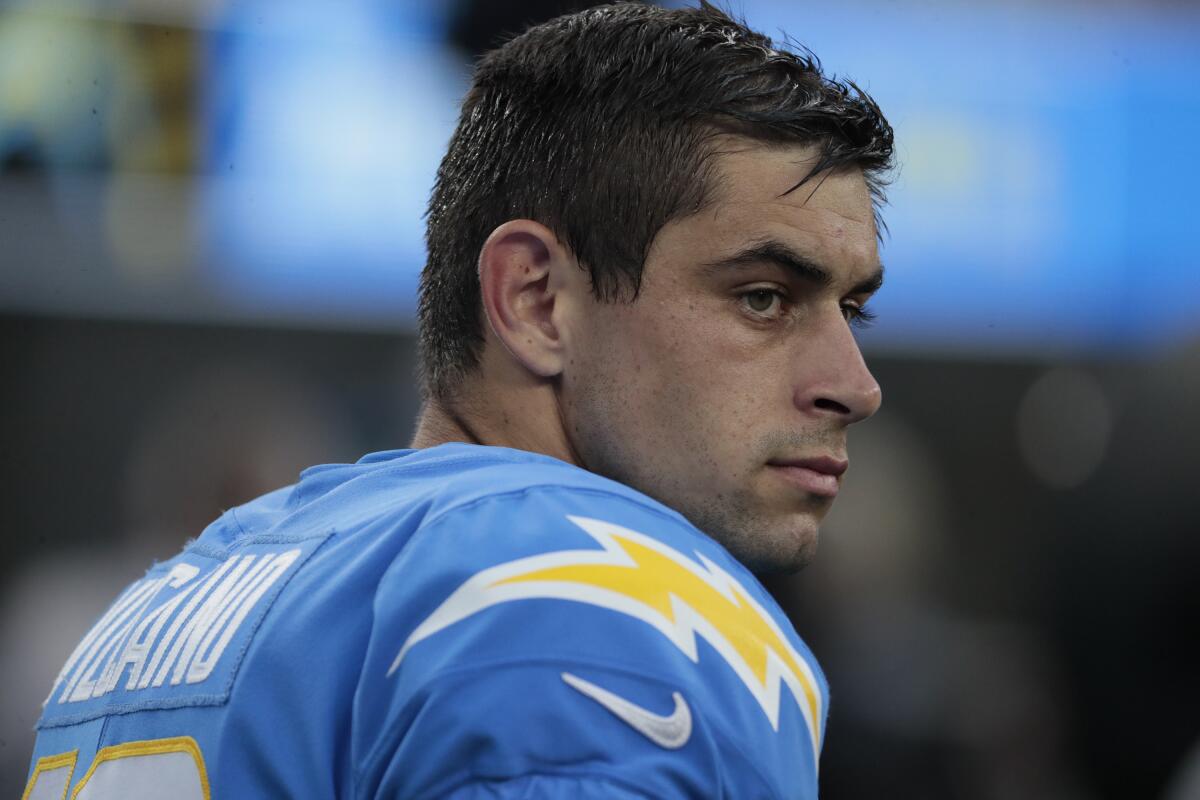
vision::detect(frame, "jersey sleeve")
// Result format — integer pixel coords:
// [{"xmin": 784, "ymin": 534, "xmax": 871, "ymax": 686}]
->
[
  {"xmin": 440, "ymin": 775, "xmax": 656, "ymax": 800},
  {"xmin": 350, "ymin": 484, "xmax": 820, "ymax": 799},
  {"xmin": 366, "ymin": 659, "xmax": 723, "ymax": 798}
]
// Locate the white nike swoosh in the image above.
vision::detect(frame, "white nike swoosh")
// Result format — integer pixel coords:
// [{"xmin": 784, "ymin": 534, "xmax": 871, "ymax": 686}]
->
[{"xmin": 561, "ymin": 672, "xmax": 692, "ymax": 750}]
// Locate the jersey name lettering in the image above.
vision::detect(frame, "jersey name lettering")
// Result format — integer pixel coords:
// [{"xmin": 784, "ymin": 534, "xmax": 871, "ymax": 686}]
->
[{"xmin": 47, "ymin": 550, "xmax": 301, "ymax": 706}]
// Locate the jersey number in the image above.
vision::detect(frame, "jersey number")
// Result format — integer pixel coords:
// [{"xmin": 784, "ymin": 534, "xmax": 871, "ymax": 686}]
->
[{"xmin": 23, "ymin": 737, "xmax": 210, "ymax": 800}]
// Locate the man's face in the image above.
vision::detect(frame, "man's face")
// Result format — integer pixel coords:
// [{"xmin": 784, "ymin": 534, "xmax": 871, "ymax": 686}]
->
[{"xmin": 560, "ymin": 141, "xmax": 883, "ymax": 573}]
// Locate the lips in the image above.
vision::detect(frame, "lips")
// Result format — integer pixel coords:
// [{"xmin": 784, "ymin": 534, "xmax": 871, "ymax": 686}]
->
[{"xmin": 766, "ymin": 456, "xmax": 848, "ymax": 498}]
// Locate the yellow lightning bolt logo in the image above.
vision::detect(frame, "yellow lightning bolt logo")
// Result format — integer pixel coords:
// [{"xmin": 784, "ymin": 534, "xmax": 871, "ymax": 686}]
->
[{"xmin": 388, "ymin": 515, "xmax": 824, "ymax": 757}]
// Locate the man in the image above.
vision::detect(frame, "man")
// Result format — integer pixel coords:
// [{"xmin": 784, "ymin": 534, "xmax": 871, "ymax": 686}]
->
[{"xmin": 25, "ymin": 3, "xmax": 892, "ymax": 797}]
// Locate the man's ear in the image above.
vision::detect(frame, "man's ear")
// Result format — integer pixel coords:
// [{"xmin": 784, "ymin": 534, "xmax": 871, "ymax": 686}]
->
[{"xmin": 477, "ymin": 219, "xmax": 580, "ymax": 378}]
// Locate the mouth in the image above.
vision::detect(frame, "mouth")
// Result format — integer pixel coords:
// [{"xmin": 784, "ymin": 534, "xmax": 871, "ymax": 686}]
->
[{"xmin": 765, "ymin": 456, "xmax": 848, "ymax": 499}]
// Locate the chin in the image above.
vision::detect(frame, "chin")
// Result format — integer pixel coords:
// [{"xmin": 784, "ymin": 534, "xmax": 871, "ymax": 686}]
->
[
  {"xmin": 742, "ymin": 532, "xmax": 819, "ymax": 576},
  {"xmin": 662, "ymin": 480, "xmax": 825, "ymax": 573},
  {"xmin": 706, "ymin": 512, "xmax": 822, "ymax": 576}
]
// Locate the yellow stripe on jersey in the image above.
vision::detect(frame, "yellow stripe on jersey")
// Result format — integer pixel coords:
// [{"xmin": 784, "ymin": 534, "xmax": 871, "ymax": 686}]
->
[
  {"xmin": 70, "ymin": 737, "xmax": 210, "ymax": 800},
  {"xmin": 390, "ymin": 515, "xmax": 824, "ymax": 758},
  {"xmin": 21, "ymin": 750, "xmax": 77, "ymax": 800}
]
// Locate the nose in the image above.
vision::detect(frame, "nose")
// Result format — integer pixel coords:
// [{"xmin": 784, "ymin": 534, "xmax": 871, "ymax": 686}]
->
[{"xmin": 793, "ymin": 313, "xmax": 882, "ymax": 425}]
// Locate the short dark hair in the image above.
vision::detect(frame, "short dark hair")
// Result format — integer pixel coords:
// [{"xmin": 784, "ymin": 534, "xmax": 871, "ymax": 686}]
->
[{"xmin": 418, "ymin": 1, "xmax": 894, "ymax": 400}]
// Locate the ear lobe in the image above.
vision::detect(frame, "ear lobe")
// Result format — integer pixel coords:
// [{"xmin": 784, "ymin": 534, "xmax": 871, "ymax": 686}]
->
[{"xmin": 478, "ymin": 220, "xmax": 572, "ymax": 378}]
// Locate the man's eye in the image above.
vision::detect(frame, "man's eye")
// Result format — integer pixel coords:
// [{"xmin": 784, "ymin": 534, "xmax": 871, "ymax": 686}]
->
[{"xmin": 743, "ymin": 289, "xmax": 782, "ymax": 315}]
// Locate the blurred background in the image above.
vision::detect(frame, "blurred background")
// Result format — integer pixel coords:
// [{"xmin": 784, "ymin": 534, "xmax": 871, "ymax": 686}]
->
[{"xmin": 1, "ymin": 0, "xmax": 1197, "ymax": 797}]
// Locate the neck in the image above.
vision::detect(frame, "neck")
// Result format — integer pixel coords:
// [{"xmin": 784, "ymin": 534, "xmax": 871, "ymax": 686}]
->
[
  {"xmin": 409, "ymin": 382, "xmax": 581, "ymax": 468},
  {"xmin": 409, "ymin": 398, "xmax": 482, "ymax": 449}
]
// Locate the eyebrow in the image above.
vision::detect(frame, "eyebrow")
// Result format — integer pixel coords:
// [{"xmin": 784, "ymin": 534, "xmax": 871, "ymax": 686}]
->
[{"xmin": 701, "ymin": 240, "xmax": 885, "ymax": 295}]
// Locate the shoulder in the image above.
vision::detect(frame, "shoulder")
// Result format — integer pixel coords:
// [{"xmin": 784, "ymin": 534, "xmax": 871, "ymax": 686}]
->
[
  {"xmin": 411, "ymin": 442, "xmax": 688, "ymax": 527},
  {"xmin": 334, "ymin": 442, "xmax": 719, "ymax": 588},
  {"xmin": 372, "ymin": 444, "xmax": 763, "ymax": 682},
  {"xmin": 348, "ymin": 446, "xmax": 827, "ymax": 797},
  {"xmin": 267, "ymin": 442, "xmax": 678, "ymax": 538}
]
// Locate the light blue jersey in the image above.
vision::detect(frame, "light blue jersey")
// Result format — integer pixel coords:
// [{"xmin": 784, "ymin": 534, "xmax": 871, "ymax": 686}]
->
[{"xmin": 27, "ymin": 444, "xmax": 828, "ymax": 799}]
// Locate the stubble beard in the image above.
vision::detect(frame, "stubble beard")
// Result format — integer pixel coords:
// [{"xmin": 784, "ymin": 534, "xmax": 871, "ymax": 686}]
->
[
  {"xmin": 676, "ymin": 474, "xmax": 821, "ymax": 575},
  {"xmin": 566, "ymin": 376, "xmax": 834, "ymax": 573},
  {"xmin": 590, "ymin": 444, "xmax": 824, "ymax": 575}
]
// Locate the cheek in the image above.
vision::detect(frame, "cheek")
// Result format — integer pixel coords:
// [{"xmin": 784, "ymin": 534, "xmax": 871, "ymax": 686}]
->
[
  {"xmin": 666, "ymin": 317, "xmax": 788, "ymax": 415},
  {"xmin": 563, "ymin": 315, "xmax": 693, "ymax": 461},
  {"xmin": 630, "ymin": 314, "xmax": 776, "ymax": 459},
  {"xmin": 568, "ymin": 302, "xmax": 789, "ymax": 471}
]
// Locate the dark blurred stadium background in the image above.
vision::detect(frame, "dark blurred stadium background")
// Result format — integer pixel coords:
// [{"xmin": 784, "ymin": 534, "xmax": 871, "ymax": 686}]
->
[{"xmin": 2, "ymin": 1, "xmax": 1198, "ymax": 798}]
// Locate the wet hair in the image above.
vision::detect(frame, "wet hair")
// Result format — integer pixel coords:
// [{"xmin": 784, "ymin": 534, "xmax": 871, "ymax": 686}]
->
[{"xmin": 418, "ymin": 1, "xmax": 894, "ymax": 400}]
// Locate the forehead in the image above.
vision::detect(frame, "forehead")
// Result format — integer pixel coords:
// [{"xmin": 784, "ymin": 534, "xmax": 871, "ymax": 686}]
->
[{"xmin": 656, "ymin": 140, "xmax": 880, "ymax": 277}]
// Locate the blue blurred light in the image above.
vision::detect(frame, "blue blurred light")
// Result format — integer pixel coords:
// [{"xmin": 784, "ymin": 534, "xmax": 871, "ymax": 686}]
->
[
  {"xmin": 202, "ymin": 1, "xmax": 465, "ymax": 324},
  {"xmin": 202, "ymin": 0, "xmax": 1200, "ymax": 352},
  {"xmin": 731, "ymin": 0, "xmax": 1200, "ymax": 354}
]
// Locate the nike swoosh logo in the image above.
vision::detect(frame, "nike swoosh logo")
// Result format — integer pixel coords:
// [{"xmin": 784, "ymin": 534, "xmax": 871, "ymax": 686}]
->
[{"xmin": 561, "ymin": 672, "xmax": 692, "ymax": 750}]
